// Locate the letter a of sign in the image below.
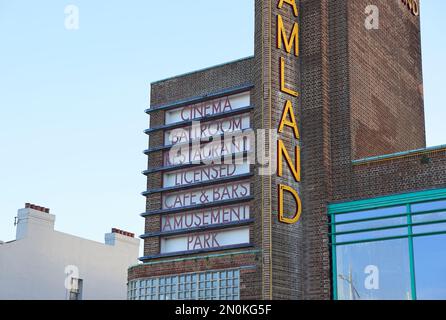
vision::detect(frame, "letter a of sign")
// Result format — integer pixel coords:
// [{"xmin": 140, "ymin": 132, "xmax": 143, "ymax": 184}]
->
[{"xmin": 278, "ymin": 100, "xmax": 300, "ymax": 139}]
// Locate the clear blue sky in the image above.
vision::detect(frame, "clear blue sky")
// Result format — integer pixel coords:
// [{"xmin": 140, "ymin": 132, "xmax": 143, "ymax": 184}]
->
[{"xmin": 0, "ymin": 1, "xmax": 444, "ymax": 254}]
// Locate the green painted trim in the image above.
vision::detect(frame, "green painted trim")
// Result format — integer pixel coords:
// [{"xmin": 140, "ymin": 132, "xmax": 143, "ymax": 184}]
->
[
  {"xmin": 407, "ymin": 204, "xmax": 417, "ymax": 300},
  {"xmin": 128, "ymin": 249, "xmax": 260, "ymax": 270},
  {"xmin": 352, "ymin": 144, "xmax": 446, "ymax": 165},
  {"xmin": 328, "ymin": 188, "xmax": 446, "ymax": 215},
  {"xmin": 330, "ymin": 211, "xmax": 338, "ymax": 300}
]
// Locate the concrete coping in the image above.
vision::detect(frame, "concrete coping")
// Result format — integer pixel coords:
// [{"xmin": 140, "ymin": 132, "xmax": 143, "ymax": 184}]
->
[{"xmin": 352, "ymin": 144, "xmax": 446, "ymax": 166}]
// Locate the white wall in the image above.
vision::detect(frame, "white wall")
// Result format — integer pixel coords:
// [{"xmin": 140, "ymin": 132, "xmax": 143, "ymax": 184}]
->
[{"xmin": 0, "ymin": 208, "xmax": 139, "ymax": 300}]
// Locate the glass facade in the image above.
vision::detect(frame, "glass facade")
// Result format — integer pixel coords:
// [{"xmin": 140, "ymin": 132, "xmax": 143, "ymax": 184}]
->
[
  {"xmin": 330, "ymin": 189, "xmax": 446, "ymax": 300},
  {"xmin": 128, "ymin": 269, "xmax": 240, "ymax": 300}
]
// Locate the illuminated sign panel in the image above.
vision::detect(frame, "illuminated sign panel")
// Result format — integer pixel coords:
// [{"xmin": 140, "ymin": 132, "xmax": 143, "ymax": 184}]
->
[
  {"xmin": 165, "ymin": 92, "xmax": 250, "ymax": 125},
  {"xmin": 160, "ymin": 227, "xmax": 250, "ymax": 254},
  {"xmin": 162, "ymin": 181, "xmax": 250, "ymax": 209},
  {"xmin": 163, "ymin": 137, "xmax": 250, "ymax": 166},
  {"xmin": 152, "ymin": 89, "xmax": 252, "ymax": 256},
  {"xmin": 163, "ymin": 163, "xmax": 250, "ymax": 188},
  {"xmin": 165, "ymin": 113, "xmax": 250, "ymax": 145},
  {"xmin": 161, "ymin": 205, "xmax": 250, "ymax": 232}
]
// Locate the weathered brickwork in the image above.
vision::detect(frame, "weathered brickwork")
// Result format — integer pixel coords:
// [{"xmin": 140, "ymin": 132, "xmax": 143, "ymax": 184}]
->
[
  {"xmin": 339, "ymin": 149, "xmax": 446, "ymax": 202},
  {"xmin": 299, "ymin": 0, "xmax": 334, "ymax": 300},
  {"xmin": 348, "ymin": 0, "xmax": 425, "ymax": 159}
]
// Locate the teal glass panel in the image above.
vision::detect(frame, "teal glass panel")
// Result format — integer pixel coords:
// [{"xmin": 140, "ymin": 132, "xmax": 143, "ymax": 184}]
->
[
  {"xmin": 336, "ymin": 216, "xmax": 407, "ymax": 233},
  {"xmin": 412, "ymin": 211, "xmax": 446, "ymax": 224},
  {"xmin": 336, "ymin": 239, "xmax": 412, "ymax": 300},
  {"xmin": 412, "ymin": 222, "xmax": 446, "ymax": 235},
  {"xmin": 413, "ymin": 234, "xmax": 446, "ymax": 300},
  {"xmin": 335, "ymin": 206, "xmax": 406, "ymax": 223},
  {"xmin": 411, "ymin": 200, "xmax": 446, "ymax": 213},
  {"xmin": 336, "ymin": 227, "xmax": 408, "ymax": 243}
]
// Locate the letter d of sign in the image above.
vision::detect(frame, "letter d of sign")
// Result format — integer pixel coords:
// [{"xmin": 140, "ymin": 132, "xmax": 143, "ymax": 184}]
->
[{"xmin": 279, "ymin": 185, "xmax": 302, "ymax": 224}]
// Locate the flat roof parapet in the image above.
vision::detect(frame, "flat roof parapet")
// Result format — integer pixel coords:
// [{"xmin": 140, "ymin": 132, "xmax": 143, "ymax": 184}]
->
[
  {"xmin": 150, "ymin": 56, "xmax": 254, "ymax": 86},
  {"xmin": 353, "ymin": 144, "xmax": 446, "ymax": 166}
]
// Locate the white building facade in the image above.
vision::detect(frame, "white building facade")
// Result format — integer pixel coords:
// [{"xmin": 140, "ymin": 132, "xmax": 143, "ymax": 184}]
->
[{"xmin": 0, "ymin": 204, "xmax": 140, "ymax": 300}]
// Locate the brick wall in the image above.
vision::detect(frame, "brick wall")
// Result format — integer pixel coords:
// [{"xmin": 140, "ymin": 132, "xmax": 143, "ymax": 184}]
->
[
  {"xmin": 348, "ymin": 0, "xmax": 425, "ymax": 159},
  {"xmin": 337, "ymin": 149, "xmax": 446, "ymax": 202}
]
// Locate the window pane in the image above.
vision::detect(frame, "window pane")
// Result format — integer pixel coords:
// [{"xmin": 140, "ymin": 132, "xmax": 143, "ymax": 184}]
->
[
  {"xmin": 335, "ymin": 206, "xmax": 406, "ymax": 223},
  {"xmin": 336, "ymin": 217, "xmax": 407, "ymax": 233},
  {"xmin": 413, "ymin": 234, "xmax": 446, "ymax": 300},
  {"xmin": 336, "ymin": 227, "xmax": 408, "ymax": 243},
  {"xmin": 412, "ymin": 200, "xmax": 446, "ymax": 213},
  {"xmin": 412, "ymin": 211, "xmax": 446, "ymax": 224},
  {"xmin": 413, "ymin": 222, "xmax": 446, "ymax": 235},
  {"xmin": 336, "ymin": 239, "xmax": 412, "ymax": 300}
]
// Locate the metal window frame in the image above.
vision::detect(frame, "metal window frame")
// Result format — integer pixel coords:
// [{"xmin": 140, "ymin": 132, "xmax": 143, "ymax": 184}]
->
[{"xmin": 328, "ymin": 187, "xmax": 446, "ymax": 300}]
